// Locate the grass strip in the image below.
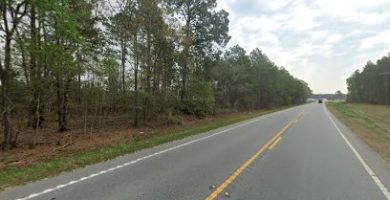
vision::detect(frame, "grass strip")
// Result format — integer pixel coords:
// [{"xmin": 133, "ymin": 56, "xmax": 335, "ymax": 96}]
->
[{"xmin": 327, "ymin": 102, "xmax": 390, "ymax": 163}]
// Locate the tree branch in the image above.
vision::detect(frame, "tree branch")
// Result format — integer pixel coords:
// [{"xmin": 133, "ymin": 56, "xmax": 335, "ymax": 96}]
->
[{"xmin": 10, "ymin": 0, "xmax": 28, "ymax": 34}]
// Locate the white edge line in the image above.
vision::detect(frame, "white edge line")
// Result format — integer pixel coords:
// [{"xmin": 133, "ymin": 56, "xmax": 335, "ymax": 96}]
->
[
  {"xmin": 324, "ymin": 105, "xmax": 390, "ymax": 200},
  {"xmin": 13, "ymin": 106, "xmax": 301, "ymax": 200}
]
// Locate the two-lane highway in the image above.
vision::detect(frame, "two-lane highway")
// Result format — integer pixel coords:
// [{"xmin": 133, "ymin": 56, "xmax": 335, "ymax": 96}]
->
[{"xmin": 1, "ymin": 103, "xmax": 390, "ymax": 200}]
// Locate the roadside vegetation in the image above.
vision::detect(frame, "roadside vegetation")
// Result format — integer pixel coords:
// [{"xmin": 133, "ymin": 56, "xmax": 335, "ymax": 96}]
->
[
  {"xmin": 0, "ymin": 0, "xmax": 310, "ymax": 151},
  {"xmin": 327, "ymin": 102, "xmax": 390, "ymax": 163},
  {"xmin": 0, "ymin": 107, "xmax": 287, "ymax": 190},
  {"xmin": 341, "ymin": 52, "xmax": 390, "ymax": 162}
]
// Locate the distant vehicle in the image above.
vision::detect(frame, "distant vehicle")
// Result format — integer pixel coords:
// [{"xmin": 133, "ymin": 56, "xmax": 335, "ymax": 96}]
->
[{"xmin": 318, "ymin": 99, "xmax": 323, "ymax": 103}]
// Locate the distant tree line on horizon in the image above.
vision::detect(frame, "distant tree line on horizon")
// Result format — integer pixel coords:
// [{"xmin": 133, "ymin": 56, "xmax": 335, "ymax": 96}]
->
[
  {"xmin": 311, "ymin": 91, "xmax": 346, "ymax": 101},
  {"xmin": 347, "ymin": 53, "xmax": 390, "ymax": 104},
  {"xmin": 0, "ymin": 0, "xmax": 311, "ymax": 150}
]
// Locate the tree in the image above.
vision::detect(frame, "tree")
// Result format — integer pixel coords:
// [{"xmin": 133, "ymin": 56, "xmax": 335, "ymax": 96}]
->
[
  {"xmin": 137, "ymin": 0, "xmax": 178, "ymax": 121},
  {"xmin": 27, "ymin": 0, "xmax": 44, "ymax": 129},
  {"xmin": 109, "ymin": 0, "xmax": 140, "ymax": 126},
  {"xmin": 167, "ymin": 0, "xmax": 230, "ymax": 103},
  {"xmin": 213, "ymin": 45, "xmax": 252, "ymax": 109},
  {"xmin": 45, "ymin": 0, "xmax": 94, "ymax": 131},
  {"xmin": 109, "ymin": 1, "xmax": 136, "ymax": 94},
  {"xmin": 213, "ymin": 45, "xmax": 310, "ymax": 111},
  {"xmin": 0, "ymin": 0, "xmax": 28, "ymax": 150},
  {"xmin": 70, "ymin": 0, "xmax": 102, "ymax": 105},
  {"xmin": 334, "ymin": 90, "xmax": 345, "ymax": 101},
  {"xmin": 102, "ymin": 50, "xmax": 120, "ymax": 111},
  {"xmin": 347, "ymin": 54, "xmax": 390, "ymax": 105}
]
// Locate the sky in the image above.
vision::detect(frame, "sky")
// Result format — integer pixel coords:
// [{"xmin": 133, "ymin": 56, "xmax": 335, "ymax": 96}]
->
[{"xmin": 216, "ymin": 0, "xmax": 390, "ymax": 94}]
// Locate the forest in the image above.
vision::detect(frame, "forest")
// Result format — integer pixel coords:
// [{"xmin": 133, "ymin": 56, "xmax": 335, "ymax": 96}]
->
[
  {"xmin": 347, "ymin": 53, "xmax": 390, "ymax": 104},
  {"xmin": 0, "ymin": 0, "xmax": 311, "ymax": 151}
]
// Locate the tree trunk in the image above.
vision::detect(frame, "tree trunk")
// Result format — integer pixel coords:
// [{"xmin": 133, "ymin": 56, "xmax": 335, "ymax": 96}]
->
[
  {"xmin": 56, "ymin": 73, "xmax": 69, "ymax": 132},
  {"xmin": 78, "ymin": 69, "xmax": 81, "ymax": 104},
  {"xmin": 16, "ymin": 30, "xmax": 29, "ymax": 86},
  {"xmin": 121, "ymin": 38, "xmax": 127, "ymax": 94},
  {"xmin": 152, "ymin": 51, "xmax": 160, "ymax": 94},
  {"xmin": 181, "ymin": 48, "xmax": 188, "ymax": 103},
  {"xmin": 181, "ymin": 4, "xmax": 191, "ymax": 103},
  {"xmin": 2, "ymin": 36, "xmax": 14, "ymax": 150},
  {"xmin": 134, "ymin": 33, "xmax": 139, "ymax": 127},
  {"xmin": 146, "ymin": 26, "xmax": 152, "ymax": 93}
]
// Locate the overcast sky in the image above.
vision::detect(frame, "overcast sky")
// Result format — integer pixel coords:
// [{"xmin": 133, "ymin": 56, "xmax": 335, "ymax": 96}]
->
[{"xmin": 216, "ymin": 0, "xmax": 390, "ymax": 94}]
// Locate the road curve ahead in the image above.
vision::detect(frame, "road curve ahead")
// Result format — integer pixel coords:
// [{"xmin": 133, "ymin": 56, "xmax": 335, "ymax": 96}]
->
[{"xmin": 1, "ymin": 103, "xmax": 390, "ymax": 200}]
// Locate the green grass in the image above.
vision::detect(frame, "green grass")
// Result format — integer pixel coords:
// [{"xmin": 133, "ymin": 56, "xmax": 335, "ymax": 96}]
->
[
  {"xmin": 327, "ymin": 102, "xmax": 390, "ymax": 163},
  {"xmin": 0, "ymin": 107, "xmax": 287, "ymax": 190}
]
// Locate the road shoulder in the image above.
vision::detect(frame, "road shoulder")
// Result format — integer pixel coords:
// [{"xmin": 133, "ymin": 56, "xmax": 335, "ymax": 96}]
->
[{"xmin": 325, "ymin": 104, "xmax": 390, "ymax": 195}]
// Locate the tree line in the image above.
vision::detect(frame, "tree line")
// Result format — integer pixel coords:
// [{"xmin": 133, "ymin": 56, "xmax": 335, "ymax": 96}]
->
[
  {"xmin": 347, "ymin": 53, "xmax": 390, "ymax": 104},
  {"xmin": 0, "ymin": 0, "xmax": 311, "ymax": 150}
]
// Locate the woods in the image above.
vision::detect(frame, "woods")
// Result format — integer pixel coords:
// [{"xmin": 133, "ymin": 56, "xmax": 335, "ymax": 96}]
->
[
  {"xmin": 0, "ymin": 0, "xmax": 310, "ymax": 151},
  {"xmin": 347, "ymin": 53, "xmax": 390, "ymax": 104}
]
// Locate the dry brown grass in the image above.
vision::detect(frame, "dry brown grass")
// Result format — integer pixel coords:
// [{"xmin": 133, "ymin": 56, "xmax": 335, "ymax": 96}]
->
[
  {"xmin": 328, "ymin": 102, "xmax": 390, "ymax": 163},
  {"xmin": 0, "ymin": 108, "xmax": 284, "ymax": 171},
  {"xmin": 0, "ymin": 114, "xmax": 222, "ymax": 170}
]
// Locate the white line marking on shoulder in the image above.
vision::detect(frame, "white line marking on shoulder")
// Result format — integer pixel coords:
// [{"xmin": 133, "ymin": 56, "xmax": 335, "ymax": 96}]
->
[
  {"xmin": 324, "ymin": 105, "xmax": 390, "ymax": 200},
  {"xmin": 14, "ymin": 106, "xmax": 302, "ymax": 200}
]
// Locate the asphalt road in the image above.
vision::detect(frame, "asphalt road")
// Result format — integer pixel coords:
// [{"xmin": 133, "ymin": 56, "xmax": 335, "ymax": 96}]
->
[{"xmin": 1, "ymin": 103, "xmax": 390, "ymax": 200}]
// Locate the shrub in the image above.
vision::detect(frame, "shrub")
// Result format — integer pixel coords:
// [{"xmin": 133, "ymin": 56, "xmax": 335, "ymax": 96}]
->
[{"xmin": 182, "ymin": 80, "xmax": 215, "ymax": 118}]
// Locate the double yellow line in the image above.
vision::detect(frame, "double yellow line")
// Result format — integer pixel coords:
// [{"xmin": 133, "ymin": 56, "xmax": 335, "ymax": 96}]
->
[{"xmin": 205, "ymin": 109, "xmax": 306, "ymax": 200}]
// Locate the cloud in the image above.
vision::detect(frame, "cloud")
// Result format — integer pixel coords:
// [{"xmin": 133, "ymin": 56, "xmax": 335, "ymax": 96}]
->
[
  {"xmin": 285, "ymin": 4, "xmax": 319, "ymax": 31},
  {"xmin": 217, "ymin": 0, "xmax": 390, "ymax": 93},
  {"xmin": 359, "ymin": 30, "xmax": 390, "ymax": 51}
]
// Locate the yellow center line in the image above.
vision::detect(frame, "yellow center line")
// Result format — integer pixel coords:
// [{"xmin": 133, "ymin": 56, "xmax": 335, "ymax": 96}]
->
[
  {"xmin": 268, "ymin": 136, "xmax": 282, "ymax": 150},
  {"xmin": 205, "ymin": 109, "xmax": 306, "ymax": 200}
]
